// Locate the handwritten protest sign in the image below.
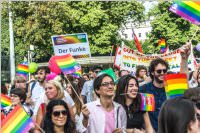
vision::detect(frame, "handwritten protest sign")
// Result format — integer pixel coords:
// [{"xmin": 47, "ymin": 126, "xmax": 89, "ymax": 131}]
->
[{"xmin": 120, "ymin": 44, "xmax": 196, "ymax": 72}]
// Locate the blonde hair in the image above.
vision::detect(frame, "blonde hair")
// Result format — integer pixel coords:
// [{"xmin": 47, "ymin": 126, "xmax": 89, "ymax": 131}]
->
[
  {"xmin": 46, "ymin": 80, "xmax": 64, "ymax": 100},
  {"xmin": 13, "ymin": 76, "xmax": 26, "ymax": 85}
]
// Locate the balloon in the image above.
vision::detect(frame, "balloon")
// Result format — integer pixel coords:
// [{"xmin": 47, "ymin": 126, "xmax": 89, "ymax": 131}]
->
[
  {"xmin": 28, "ymin": 62, "xmax": 38, "ymax": 73},
  {"xmin": 196, "ymin": 43, "xmax": 200, "ymax": 51},
  {"xmin": 48, "ymin": 56, "xmax": 61, "ymax": 74}
]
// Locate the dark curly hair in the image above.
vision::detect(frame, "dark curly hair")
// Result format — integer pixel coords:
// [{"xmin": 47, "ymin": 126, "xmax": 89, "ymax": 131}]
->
[
  {"xmin": 10, "ymin": 88, "xmax": 26, "ymax": 104},
  {"xmin": 114, "ymin": 75, "xmax": 141, "ymax": 112},
  {"xmin": 149, "ymin": 58, "xmax": 169, "ymax": 79},
  {"xmin": 43, "ymin": 100, "xmax": 76, "ymax": 133}
]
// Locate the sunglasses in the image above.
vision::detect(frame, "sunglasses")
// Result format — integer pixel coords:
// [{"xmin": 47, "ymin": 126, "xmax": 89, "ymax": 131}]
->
[
  {"xmin": 94, "ymin": 70, "xmax": 101, "ymax": 74},
  {"xmin": 196, "ymin": 101, "xmax": 200, "ymax": 109},
  {"xmin": 155, "ymin": 69, "xmax": 167, "ymax": 74},
  {"xmin": 101, "ymin": 81, "xmax": 115, "ymax": 87},
  {"xmin": 53, "ymin": 110, "xmax": 67, "ymax": 117}
]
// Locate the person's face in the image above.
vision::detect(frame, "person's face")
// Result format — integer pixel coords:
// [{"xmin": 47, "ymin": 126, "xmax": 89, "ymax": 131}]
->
[
  {"xmin": 51, "ymin": 105, "xmax": 67, "ymax": 127},
  {"xmin": 121, "ymin": 70, "xmax": 129, "ymax": 77},
  {"xmin": 73, "ymin": 79, "xmax": 79, "ymax": 85},
  {"xmin": 126, "ymin": 79, "xmax": 139, "ymax": 99},
  {"xmin": 189, "ymin": 109, "xmax": 200, "ymax": 133},
  {"xmin": 15, "ymin": 80, "xmax": 26, "ymax": 90},
  {"xmin": 83, "ymin": 75, "xmax": 89, "ymax": 81},
  {"xmin": 96, "ymin": 76, "xmax": 115, "ymax": 97},
  {"xmin": 93, "ymin": 69, "xmax": 102, "ymax": 78},
  {"xmin": 37, "ymin": 69, "xmax": 46, "ymax": 83},
  {"xmin": 65, "ymin": 84, "xmax": 72, "ymax": 95},
  {"xmin": 152, "ymin": 64, "xmax": 167, "ymax": 84},
  {"xmin": 139, "ymin": 69, "xmax": 147, "ymax": 78},
  {"xmin": 45, "ymin": 82, "xmax": 58, "ymax": 100},
  {"xmin": 10, "ymin": 94, "xmax": 21, "ymax": 106}
]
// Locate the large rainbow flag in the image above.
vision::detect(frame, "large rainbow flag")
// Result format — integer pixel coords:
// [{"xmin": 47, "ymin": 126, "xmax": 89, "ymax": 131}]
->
[
  {"xmin": 140, "ymin": 93, "xmax": 155, "ymax": 111},
  {"xmin": 164, "ymin": 73, "xmax": 188, "ymax": 99},
  {"xmin": 1, "ymin": 105, "xmax": 34, "ymax": 133},
  {"xmin": 54, "ymin": 54, "xmax": 78, "ymax": 74},
  {"xmin": 158, "ymin": 38, "xmax": 167, "ymax": 53},
  {"xmin": 16, "ymin": 64, "xmax": 29, "ymax": 78},
  {"xmin": 169, "ymin": 1, "xmax": 200, "ymax": 25},
  {"xmin": 1, "ymin": 94, "xmax": 12, "ymax": 108}
]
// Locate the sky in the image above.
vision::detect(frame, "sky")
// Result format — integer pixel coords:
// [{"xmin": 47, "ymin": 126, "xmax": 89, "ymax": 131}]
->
[{"xmin": 143, "ymin": 1, "xmax": 158, "ymax": 13}]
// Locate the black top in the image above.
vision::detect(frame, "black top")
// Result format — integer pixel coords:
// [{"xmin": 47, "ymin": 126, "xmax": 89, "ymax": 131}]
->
[{"xmin": 124, "ymin": 103, "xmax": 145, "ymax": 129}]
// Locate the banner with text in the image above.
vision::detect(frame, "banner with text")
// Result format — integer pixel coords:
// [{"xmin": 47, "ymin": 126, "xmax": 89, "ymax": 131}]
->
[
  {"xmin": 121, "ymin": 44, "xmax": 196, "ymax": 72},
  {"xmin": 52, "ymin": 33, "xmax": 91, "ymax": 58}
]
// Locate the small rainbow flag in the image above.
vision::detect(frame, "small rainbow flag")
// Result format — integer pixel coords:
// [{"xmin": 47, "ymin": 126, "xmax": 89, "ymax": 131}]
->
[
  {"xmin": 140, "ymin": 93, "xmax": 155, "ymax": 111},
  {"xmin": 158, "ymin": 38, "xmax": 167, "ymax": 53},
  {"xmin": 72, "ymin": 64, "xmax": 82, "ymax": 78},
  {"xmin": 1, "ymin": 94, "xmax": 12, "ymax": 108},
  {"xmin": 1, "ymin": 105, "xmax": 34, "ymax": 133},
  {"xmin": 16, "ymin": 64, "xmax": 29, "ymax": 78},
  {"xmin": 164, "ymin": 73, "xmax": 188, "ymax": 99},
  {"xmin": 54, "ymin": 54, "xmax": 78, "ymax": 74},
  {"xmin": 169, "ymin": 1, "xmax": 200, "ymax": 25}
]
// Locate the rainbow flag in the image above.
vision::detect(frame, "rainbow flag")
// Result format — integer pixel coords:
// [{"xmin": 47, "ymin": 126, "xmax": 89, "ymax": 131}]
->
[
  {"xmin": 72, "ymin": 64, "xmax": 82, "ymax": 78},
  {"xmin": 1, "ymin": 94, "xmax": 11, "ymax": 108},
  {"xmin": 1, "ymin": 105, "xmax": 34, "ymax": 133},
  {"xmin": 169, "ymin": 1, "xmax": 200, "ymax": 25},
  {"xmin": 54, "ymin": 54, "xmax": 78, "ymax": 74},
  {"xmin": 140, "ymin": 93, "xmax": 155, "ymax": 111},
  {"xmin": 164, "ymin": 73, "xmax": 188, "ymax": 99},
  {"xmin": 16, "ymin": 64, "xmax": 29, "ymax": 78},
  {"xmin": 158, "ymin": 38, "xmax": 167, "ymax": 53}
]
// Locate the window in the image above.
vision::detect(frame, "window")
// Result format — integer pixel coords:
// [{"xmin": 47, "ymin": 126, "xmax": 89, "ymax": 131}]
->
[{"xmin": 138, "ymin": 33, "xmax": 141, "ymax": 37}]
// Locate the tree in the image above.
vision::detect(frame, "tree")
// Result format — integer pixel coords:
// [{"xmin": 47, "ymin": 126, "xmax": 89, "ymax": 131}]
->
[
  {"xmin": 146, "ymin": 1, "xmax": 200, "ymax": 54},
  {"xmin": 1, "ymin": 1, "xmax": 145, "ymax": 64}
]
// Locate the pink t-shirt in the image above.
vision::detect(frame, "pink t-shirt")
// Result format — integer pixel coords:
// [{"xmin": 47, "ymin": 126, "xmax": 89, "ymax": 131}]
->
[{"xmin": 101, "ymin": 107, "xmax": 115, "ymax": 133}]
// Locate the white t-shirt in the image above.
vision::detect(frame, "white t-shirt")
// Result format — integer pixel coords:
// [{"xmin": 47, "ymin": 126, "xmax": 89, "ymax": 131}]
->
[
  {"xmin": 33, "ymin": 90, "xmax": 75, "ymax": 116},
  {"xmin": 30, "ymin": 81, "xmax": 45, "ymax": 107}
]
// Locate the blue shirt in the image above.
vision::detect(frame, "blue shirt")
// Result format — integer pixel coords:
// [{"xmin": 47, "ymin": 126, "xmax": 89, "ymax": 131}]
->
[{"xmin": 139, "ymin": 82, "xmax": 166, "ymax": 132}]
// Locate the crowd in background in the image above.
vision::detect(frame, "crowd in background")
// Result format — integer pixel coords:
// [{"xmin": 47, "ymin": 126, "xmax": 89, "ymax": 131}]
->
[{"xmin": 1, "ymin": 42, "xmax": 200, "ymax": 133}]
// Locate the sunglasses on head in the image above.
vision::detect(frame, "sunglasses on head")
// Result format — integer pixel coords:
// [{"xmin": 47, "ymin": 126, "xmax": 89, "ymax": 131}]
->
[
  {"xmin": 53, "ymin": 110, "xmax": 67, "ymax": 117},
  {"xmin": 155, "ymin": 69, "xmax": 167, "ymax": 74}
]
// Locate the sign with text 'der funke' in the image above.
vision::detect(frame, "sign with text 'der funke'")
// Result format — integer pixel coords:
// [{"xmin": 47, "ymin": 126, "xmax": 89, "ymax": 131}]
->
[{"xmin": 52, "ymin": 33, "xmax": 91, "ymax": 58}]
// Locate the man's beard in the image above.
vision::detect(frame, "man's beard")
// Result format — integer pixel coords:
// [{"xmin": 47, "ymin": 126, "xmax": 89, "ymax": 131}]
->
[
  {"xmin": 38, "ymin": 77, "xmax": 45, "ymax": 83},
  {"xmin": 154, "ymin": 75, "xmax": 163, "ymax": 84}
]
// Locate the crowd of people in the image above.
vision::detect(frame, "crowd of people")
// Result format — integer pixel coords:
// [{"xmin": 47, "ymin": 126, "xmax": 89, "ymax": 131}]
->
[{"xmin": 1, "ymin": 42, "xmax": 200, "ymax": 133}]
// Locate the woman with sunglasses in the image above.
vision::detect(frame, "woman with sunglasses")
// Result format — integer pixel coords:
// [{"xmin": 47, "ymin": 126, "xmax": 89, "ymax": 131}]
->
[
  {"xmin": 158, "ymin": 97, "xmax": 199, "ymax": 133},
  {"xmin": 43, "ymin": 99, "xmax": 76, "ymax": 133},
  {"xmin": 34, "ymin": 80, "xmax": 75, "ymax": 133},
  {"xmin": 114, "ymin": 75, "xmax": 153, "ymax": 133}
]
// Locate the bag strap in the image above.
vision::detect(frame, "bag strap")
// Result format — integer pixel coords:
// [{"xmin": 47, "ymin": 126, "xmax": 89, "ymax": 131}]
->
[
  {"xmin": 116, "ymin": 107, "xmax": 120, "ymax": 128},
  {"xmin": 30, "ymin": 81, "xmax": 37, "ymax": 96}
]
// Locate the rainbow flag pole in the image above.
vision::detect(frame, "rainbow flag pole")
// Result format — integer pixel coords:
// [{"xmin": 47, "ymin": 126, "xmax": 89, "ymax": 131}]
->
[{"xmin": 164, "ymin": 73, "xmax": 188, "ymax": 99}]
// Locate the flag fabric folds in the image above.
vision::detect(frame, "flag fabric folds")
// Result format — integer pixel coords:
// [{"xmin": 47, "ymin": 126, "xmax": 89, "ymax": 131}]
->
[
  {"xmin": 140, "ymin": 93, "xmax": 155, "ymax": 111},
  {"xmin": 133, "ymin": 32, "xmax": 143, "ymax": 53},
  {"xmin": 164, "ymin": 73, "xmax": 188, "ymax": 99},
  {"xmin": 1, "ymin": 94, "xmax": 11, "ymax": 108},
  {"xmin": 54, "ymin": 54, "xmax": 78, "ymax": 74},
  {"xmin": 16, "ymin": 64, "xmax": 29, "ymax": 78},
  {"xmin": 158, "ymin": 38, "xmax": 168, "ymax": 54},
  {"xmin": 169, "ymin": 1, "xmax": 200, "ymax": 25},
  {"xmin": 1, "ymin": 105, "xmax": 34, "ymax": 133}
]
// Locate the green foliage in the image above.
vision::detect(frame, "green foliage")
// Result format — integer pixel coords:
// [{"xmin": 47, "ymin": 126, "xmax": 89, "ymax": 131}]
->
[
  {"xmin": 147, "ymin": 1, "xmax": 200, "ymax": 55},
  {"xmin": 1, "ymin": 1, "xmax": 145, "ymax": 64}
]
